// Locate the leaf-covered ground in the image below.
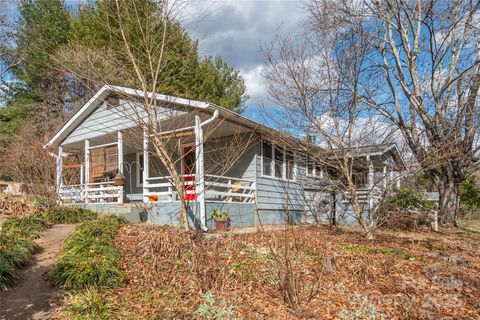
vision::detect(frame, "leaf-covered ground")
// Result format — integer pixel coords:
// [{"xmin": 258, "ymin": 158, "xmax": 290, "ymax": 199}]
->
[{"xmin": 87, "ymin": 224, "xmax": 480, "ymax": 319}]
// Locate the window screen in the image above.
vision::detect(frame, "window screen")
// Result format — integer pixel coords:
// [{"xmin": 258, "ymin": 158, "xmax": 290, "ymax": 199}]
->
[
  {"xmin": 275, "ymin": 146, "xmax": 284, "ymax": 178},
  {"xmin": 262, "ymin": 141, "xmax": 272, "ymax": 176}
]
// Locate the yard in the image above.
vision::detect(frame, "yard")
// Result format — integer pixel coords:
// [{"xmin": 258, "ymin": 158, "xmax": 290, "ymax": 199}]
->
[{"xmin": 56, "ymin": 222, "xmax": 480, "ymax": 319}]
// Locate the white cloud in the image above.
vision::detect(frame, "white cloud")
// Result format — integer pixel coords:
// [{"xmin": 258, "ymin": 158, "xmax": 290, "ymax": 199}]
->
[{"xmin": 182, "ymin": 0, "xmax": 306, "ymax": 107}]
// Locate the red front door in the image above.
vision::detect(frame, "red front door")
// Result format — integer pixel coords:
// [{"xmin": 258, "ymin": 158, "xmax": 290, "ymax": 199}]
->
[{"xmin": 182, "ymin": 146, "xmax": 196, "ymax": 200}]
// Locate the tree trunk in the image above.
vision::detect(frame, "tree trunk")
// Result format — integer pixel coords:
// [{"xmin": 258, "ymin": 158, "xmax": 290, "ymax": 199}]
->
[
  {"xmin": 179, "ymin": 196, "xmax": 190, "ymax": 232},
  {"xmin": 438, "ymin": 174, "xmax": 459, "ymax": 228}
]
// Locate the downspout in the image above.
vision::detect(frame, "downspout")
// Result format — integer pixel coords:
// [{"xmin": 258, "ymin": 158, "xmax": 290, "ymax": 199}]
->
[{"xmin": 196, "ymin": 109, "xmax": 219, "ymax": 231}]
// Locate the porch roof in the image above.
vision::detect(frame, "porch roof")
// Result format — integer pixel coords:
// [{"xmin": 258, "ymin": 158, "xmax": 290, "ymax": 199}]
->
[{"xmin": 44, "ymin": 85, "xmax": 275, "ymax": 149}]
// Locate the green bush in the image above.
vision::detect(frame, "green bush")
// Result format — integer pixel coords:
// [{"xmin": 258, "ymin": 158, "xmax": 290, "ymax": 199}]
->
[
  {"xmin": 0, "ymin": 236, "xmax": 38, "ymax": 267},
  {"xmin": 384, "ymin": 188, "xmax": 432, "ymax": 212},
  {"xmin": 1, "ymin": 215, "xmax": 49, "ymax": 239},
  {"xmin": 460, "ymin": 176, "xmax": 480, "ymax": 209},
  {"xmin": 0, "ymin": 255, "xmax": 16, "ymax": 290},
  {"xmin": 51, "ymin": 215, "xmax": 126, "ymax": 289},
  {"xmin": 0, "ymin": 215, "xmax": 47, "ymax": 289},
  {"xmin": 28, "ymin": 196, "xmax": 58, "ymax": 208},
  {"xmin": 44, "ymin": 207, "xmax": 97, "ymax": 225}
]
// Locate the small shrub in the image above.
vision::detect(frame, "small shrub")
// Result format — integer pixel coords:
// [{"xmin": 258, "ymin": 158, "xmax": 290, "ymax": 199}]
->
[
  {"xmin": 0, "ymin": 215, "xmax": 46, "ymax": 289},
  {"xmin": 61, "ymin": 288, "xmax": 119, "ymax": 320},
  {"xmin": 0, "ymin": 255, "xmax": 16, "ymax": 290},
  {"xmin": 0, "ymin": 236, "xmax": 38, "ymax": 267},
  {"xmin": 379, "ymin": 189, "xmax": 433, "ymax": 230},
  {"xmin": 44, "ymin": 207, "xmax": 97, "ymax": 225},
  {"xmin": 385, "ymin": 188, "xmax": 432, "ymax": 212},
  {"xmin": 51, "ymin": 215, "xmax": 126, "ymax": 289},
  {"xmin": 1, "ymin": 215, "xmax": 49, "ymax": 239},
  {"xmin": 29, "ymin": 196, "xmax": 57, "ymax": 209}
]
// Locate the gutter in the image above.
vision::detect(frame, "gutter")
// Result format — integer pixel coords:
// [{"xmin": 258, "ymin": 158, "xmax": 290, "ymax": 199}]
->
[{"xmin": 198, "ymin": 109, "xmax": 219, "ymax": 232}]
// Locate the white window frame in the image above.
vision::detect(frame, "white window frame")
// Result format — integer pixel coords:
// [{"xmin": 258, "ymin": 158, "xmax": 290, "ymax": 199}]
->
[
  {"xmin": 261, "ymin": 139, "xmax": 296, "ymax": 181},
  {"xmin": 136, "ymin": 152, "xmax": 144, "ymax": 187},
  {"xmin": 306, "ymin": 157, "xmax": 324, "ymax": 178}
]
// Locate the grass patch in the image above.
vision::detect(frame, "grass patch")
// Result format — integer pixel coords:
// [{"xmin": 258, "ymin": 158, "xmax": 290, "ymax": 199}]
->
[
  {"xmin": 44, "ymin": 207, "xmax": 97, "ymax": 225},
  {"xmin": 60, "ymin": 288, "xmax": 120, "ymax": 320},
  {"xmin": 0, "ymin": 215, "xmax": 48, "ymax": 289},
  {"xmin": 51, "ymin": 215, "xmax": 127, "ymax": 289},
  {"xmin": 337, "ymin": 243, "xmax": 417, "ymax": 260}
]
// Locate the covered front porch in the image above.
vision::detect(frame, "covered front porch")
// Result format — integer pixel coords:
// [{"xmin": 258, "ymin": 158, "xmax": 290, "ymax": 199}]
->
[{"xmin": 56, "ymin": 112, "xmax": 257, "ymax": 210}]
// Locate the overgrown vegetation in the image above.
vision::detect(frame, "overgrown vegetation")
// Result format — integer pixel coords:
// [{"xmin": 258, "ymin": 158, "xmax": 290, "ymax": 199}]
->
[
  {"xmin": 83, "ymin": 224, "xmax": 479, "ymax": 319},
  {"xmin": 379, "ymin": 188, "xmax": 433, "ymax": 230},
  {"xmin": 51, "ymin": 215, "xmax": 126, "ymax": 289},
  {"xmin": 0, "ymin": 215, "xmax": 48, "ymax": 289},
  {"xmin": 44, "ymin": 207, "xmax": 97, "ymax": 224}
]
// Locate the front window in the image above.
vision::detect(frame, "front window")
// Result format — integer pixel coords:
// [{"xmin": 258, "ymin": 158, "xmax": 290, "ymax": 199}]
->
[
  {"xmin": 274, "ymin": 146, "xmax": 284, "ymax": 178},
  {"xmin": 262, "ymin": 141, "xmax": 272, "ymax": 176},
  {"xmin": 262, "ymin": 140, "xmax": 295, "ymax": 180}
]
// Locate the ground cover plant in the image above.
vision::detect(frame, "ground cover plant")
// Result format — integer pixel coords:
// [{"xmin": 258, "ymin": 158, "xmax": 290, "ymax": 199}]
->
[
  {"xmin": 0, "ymin": 214, "xmax": 48, "ymax": 289},
  {"xmin": 43, "ymin": 207, "xmax": 97, "ymax": 225},
  {"xmin": 61, "ymin": 224, "xmax": 480, "ymax": 319},
  {"xmin": 51, "ymin": 215, "xmax": 127, "ymax": 289}
]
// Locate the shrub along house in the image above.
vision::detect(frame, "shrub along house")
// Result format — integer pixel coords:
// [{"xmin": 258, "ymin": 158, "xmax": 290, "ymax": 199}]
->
[{"xmin": 45, "ymin": 85, "xmax": 404, "ymax": 229}]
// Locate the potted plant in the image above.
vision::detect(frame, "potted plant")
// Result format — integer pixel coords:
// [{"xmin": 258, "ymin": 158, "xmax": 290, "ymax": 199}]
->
[{"xmin": 211, "ymin": 209, "xmax": 229, "ymax": 232}]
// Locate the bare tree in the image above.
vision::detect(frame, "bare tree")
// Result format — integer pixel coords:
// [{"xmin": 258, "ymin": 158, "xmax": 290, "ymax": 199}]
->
[
  {"xmin": 262, "ymin": 16, "xmax": 408, "ymax": 237},
  {"xmin": 306, "ymin": 0, "xmax": 480, "ymax": 227}
]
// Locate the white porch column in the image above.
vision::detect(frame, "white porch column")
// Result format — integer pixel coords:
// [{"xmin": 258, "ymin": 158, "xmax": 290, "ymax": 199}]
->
[
  {"xmin": 367, "ymin": 155, "xmax": 374, "ymax": 210},
  {"xmin": 367, "ymin": 155, "xmax": 374, "ymax": 189},
  {"xmin": 80, "ymin": 164, "xmax": 84, "ymax": 201},
  {"xmin": 396, "ymin": 171, "xmax": 401, "ymax": 189},
  {"xmin": 117, "ymin": 131, "xmax": 123, "ymax": 173},
  {"xmin": 195, "ymin": 115, "xmax": 207, "ymax": 231},
  {"xmin": 84, "ymin": 139, "xmax": 90, "ymax": 203},
  {"xmin": 142, "ymin": 128, "xmax": 149, "ymax": 203},
  {"xmin": 117, "ymin": 131, "xmax": 124, "ymax": 204},
  {"xmin": 56, "ymin": 145, "xmax": 63, "ymax": 193}
]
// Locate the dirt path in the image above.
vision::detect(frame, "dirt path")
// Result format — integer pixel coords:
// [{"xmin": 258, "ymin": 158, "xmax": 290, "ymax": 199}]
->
[{"xmin": 0, "ymin": 224, "xmax": 75, "ymax": 320}]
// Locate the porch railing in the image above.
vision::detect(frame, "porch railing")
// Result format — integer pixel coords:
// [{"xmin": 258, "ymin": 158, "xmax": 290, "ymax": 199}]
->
[
  {"xmin": 59, "ymin": 181, "xmax": 122, "ymax": 204},
  {"xmin": 144, "ymin": 174, "xmax": 256, "ymax": 203}
]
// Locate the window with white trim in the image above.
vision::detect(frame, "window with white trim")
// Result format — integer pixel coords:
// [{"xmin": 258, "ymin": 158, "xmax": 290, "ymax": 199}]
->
[
  {"xmin": 262, "ymin": 141, "xmax": 273, "ymax": 176},
  {"xmin": 261, "ymin": 140, "xmax": 296, "ymax": 180},
  {"xmin": 274, "ymin": 146, "xmax": 284, "ymax": 178},
  {"xmin": 306, "ymin": 157, "xmax": 324, "ymax": 178}
]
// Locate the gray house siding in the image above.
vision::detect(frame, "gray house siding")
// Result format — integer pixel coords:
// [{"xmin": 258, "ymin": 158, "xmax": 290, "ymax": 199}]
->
[{"xmin": 62, "ymin": 99, "xmax": 184, "ymax": 145}]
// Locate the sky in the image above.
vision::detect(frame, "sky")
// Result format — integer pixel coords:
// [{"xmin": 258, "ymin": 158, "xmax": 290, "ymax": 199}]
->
[
  {"xmin": 179, "ymin": 0, "xmax": 307, "ymax": 120},
  {"xmin": 1, "ymin": 0, "xmax": 306, "ymax": 119}
]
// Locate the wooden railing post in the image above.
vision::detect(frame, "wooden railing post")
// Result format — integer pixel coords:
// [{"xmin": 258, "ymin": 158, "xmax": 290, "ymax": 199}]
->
[
  {"xmin": 142, "ymin": 128, "xmax": 149, "ymax": 203},
  {"xmin": 84, "ymin": 139, "xmax": 90, "ymax": 204},
  {"xmin": 117, "ymin": 131, "xmax": 124, "ymax": 204}
]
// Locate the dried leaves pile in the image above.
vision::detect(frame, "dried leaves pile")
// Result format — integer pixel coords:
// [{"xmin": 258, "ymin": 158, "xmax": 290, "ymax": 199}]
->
[
  {"xmin": 107, "ymin": 225, "xmax": 480, "ymax": 319},
  {"xmin": 0, "ymin": 199, "xmax": 45, "ymax": 217}
]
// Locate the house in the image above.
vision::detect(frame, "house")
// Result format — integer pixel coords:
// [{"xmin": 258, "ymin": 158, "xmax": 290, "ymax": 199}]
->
[{"xmin": 45, "ymin": 85, "xmax": 405, "ymax": 229}]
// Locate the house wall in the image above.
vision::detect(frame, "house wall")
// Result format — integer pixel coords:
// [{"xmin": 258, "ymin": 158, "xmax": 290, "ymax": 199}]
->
[{"xmin": 62, "ymin": 98, "xmax": 184, "ymax": 145}]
